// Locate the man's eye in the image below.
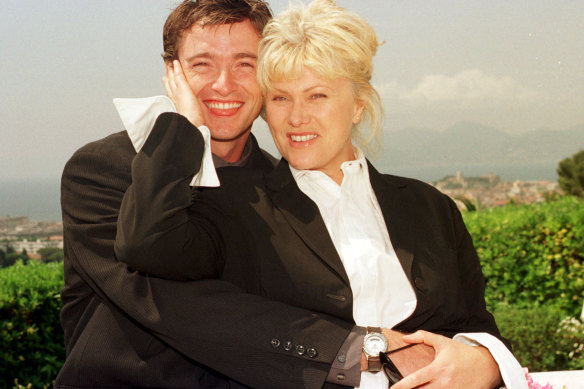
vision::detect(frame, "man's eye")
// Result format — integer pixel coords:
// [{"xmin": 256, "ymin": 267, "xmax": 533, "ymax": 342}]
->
[
  {"xmin": 271, "ymin": 96, "xmax": 286, "ymax": 102},
  {"xmin": 193, "ymin": 62, "xmax": 209, "ymax": 68}
]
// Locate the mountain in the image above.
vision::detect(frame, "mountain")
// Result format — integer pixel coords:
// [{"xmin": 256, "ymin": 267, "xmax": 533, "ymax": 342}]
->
[{"xmin": 370, "ymin": 123, "xmax": 584, "ymax": 182}]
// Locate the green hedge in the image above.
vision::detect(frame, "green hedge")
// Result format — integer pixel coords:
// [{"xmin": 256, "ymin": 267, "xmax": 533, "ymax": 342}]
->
[
  {"xmin": 493, "ymin": 304, "xmax": 584, "ymax": 371},
  {"xmin": 0, "ymin": 260, "xmax": 64, "ymax": 388},
  {"xmin": 464, "ymin": 196, "xmax": 584, "ymax": 317},
  {"xmin": 465, "ymin": 196, "xmax": 584, "ymax": 371}
]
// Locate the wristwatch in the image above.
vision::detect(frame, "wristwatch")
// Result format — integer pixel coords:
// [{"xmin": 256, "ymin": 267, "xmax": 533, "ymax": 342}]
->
[{"xmin": 363, "ymin": 326, "xmax": 388, "ymax": 373}]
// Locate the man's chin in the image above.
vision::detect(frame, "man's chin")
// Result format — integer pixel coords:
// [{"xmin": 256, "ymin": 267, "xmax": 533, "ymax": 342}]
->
[{"xmin": 209, "ymin": 126, "xmax": 253, "ymax": 143}]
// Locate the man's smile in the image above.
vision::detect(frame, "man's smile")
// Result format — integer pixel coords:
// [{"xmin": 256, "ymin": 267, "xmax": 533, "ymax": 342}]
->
[{"xmin": 204, "ymin": 100, "xmax": 244, "ymax": 116}]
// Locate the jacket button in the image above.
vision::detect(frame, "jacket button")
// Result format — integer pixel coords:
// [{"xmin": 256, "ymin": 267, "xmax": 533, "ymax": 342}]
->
[
  {"xmin": 284, "ymin": 341, "xmax": 293, "ymax": 351},
  {"xmin": 307, "ymin": 348, "xmax": 318, "ymax": 358},
  {"xmin": 270, "ymin": 339, "xmax": 280, "ymax": 348},
  {"xmin": 296, "ymin": 345, "xmax": 305, "ymax": 355},
  {"xmin": 414, "ymin": 277, "xmax": 427, "ymax": 292},
  {"xmin": 337, "ymin": 354, "xmax": 346, "ymax": 363}
]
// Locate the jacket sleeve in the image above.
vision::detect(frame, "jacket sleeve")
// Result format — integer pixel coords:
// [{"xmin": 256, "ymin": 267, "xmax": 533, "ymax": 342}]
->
[
  {"xmin": 114, "ymin": 112, "xmax": 226, "ymax": 281},
  {"xmin": 62, "ymin": 113, "xmax": 354, "ymax": 389}
]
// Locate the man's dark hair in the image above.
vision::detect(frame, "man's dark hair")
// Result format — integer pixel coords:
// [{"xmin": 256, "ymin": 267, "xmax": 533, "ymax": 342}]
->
[{"xmin": 162, "ymin": 0, "xmax": 273, "ymax": 62}]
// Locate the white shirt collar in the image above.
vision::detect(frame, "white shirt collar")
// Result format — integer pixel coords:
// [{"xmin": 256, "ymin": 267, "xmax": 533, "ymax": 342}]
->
[
  {"xmin": 289, "ymin": 146, "xmax": 367, "ymax": 184},
  {"xmin": 113, "ymin": 96, "xmax": 219, "ymax": 187}
]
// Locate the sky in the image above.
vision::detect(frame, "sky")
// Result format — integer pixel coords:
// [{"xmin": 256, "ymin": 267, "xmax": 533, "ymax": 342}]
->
[{"xmin": 1, "ymin": 0, "xmax": 583, "ymax": 181}]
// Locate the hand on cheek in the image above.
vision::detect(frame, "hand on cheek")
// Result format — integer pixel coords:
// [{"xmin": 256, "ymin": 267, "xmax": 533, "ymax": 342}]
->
[{"xmin": 163, "ymin": 60, "xmax": 205, "ymax": 128}]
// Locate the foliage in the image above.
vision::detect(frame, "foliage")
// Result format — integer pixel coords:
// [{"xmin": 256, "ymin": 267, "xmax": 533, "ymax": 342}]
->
[
  {"xmin": 464, "ymin": 196, "xmax": 584, "ymax": 317},
  {"xmin": 38, "ymin": 247, "xmax": 64, "ymax": 263},
  {"xmin": 493, "ymin": 304, "xmax": 584, "ymax": 372},
  {"xmin": 0, "ymin": 260, "xmax": 64, "ymax": 388},
  {"xmin": 0, "ymin": 247, "xmax": 29, "ymax": 268},
  {"xmin": 557, "ymin": 150, "xmax": 584, "ymax": 197}
]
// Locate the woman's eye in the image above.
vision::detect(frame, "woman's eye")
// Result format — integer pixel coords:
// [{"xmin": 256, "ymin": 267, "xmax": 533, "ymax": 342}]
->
[
  {"xmin": 311, "ymin": 93, "xmax": 327, "ymax": 99},
  {"xmin": 272, "ymin": 96, "xmax": 286, "ymax": 102}
]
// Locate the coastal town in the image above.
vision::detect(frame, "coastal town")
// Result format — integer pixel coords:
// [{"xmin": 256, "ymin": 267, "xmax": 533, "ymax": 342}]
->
[
  {"xmin": 0, "ymin": 216, "xmax": 63, "ymax": 260},
  {"xmin": 0, "ymin": 173, "xmax": 562, "ymax": 257},
  {"xmin": 430, "ymin": 172, "xmax": 561, "ymax": 210}
]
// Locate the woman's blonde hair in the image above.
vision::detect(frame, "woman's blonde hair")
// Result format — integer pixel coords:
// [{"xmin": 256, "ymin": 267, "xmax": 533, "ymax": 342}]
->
[{"xmin": 257, "ymin": 0, "xmax": 383, "ymax": 144}]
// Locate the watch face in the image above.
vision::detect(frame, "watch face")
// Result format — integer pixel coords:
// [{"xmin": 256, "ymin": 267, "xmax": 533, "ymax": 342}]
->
[{"xmin": 363, "ymin": 333, "xmax": 388, "ymax": 356}]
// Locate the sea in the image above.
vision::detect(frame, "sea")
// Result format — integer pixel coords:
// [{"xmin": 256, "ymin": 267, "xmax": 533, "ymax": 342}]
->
[
  {"xmin": 0, "ymin": 177, "xmax": 62, "ymax": 222},
  {"xmin": 0, "ymin": 162, "xmax": 558, "ymax": 223}
]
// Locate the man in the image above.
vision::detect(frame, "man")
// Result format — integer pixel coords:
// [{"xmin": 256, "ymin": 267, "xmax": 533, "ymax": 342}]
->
[{"xmin": 57, "ymin": 1, "xmax": 357, "ymax": 388}]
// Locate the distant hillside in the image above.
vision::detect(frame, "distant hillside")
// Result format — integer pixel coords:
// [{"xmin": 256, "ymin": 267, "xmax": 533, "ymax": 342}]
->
[{"xmin": 371, "ymin": 123, "xmax": 584, "ymax": 182}]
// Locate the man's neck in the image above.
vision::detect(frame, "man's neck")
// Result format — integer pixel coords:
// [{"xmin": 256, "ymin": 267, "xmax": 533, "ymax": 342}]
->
[{"xmin": 211, "ymin": 134, "xmax": 250, "ymax": 163}]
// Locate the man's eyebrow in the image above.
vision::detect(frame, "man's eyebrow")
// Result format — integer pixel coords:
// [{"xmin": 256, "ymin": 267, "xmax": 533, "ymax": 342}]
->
[
  {"xmin": 234, "ymin": 52, "xmax": 257, "ymax": 60},
  {"xmin": 183, "ymin": 52, "xmax": 257, "ymax": 62},
  {"xmin": 184, "ymin": 53, "xmax": 213, "ymax": 62}
]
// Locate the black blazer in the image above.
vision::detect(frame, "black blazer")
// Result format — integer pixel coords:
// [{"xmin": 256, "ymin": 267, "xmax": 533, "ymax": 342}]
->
[
  {"xmin": 116, "ymin": 113, "xmax": 505, "ymax": 372},
  {"xmin": 57, "ymin": 113, "xmax": 352, "ymax": 389}
]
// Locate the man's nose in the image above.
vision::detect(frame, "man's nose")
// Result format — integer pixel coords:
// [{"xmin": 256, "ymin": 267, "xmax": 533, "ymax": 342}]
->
[{"xmin": 211, "ymin": 68, "xmax": 236, "ymax": 95}]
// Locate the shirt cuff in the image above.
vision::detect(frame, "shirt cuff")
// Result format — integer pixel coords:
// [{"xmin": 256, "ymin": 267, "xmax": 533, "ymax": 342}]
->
[
  {"xmin": 326, "ymin": 326, "xmax": 365, "ymax": 387},
  {"xmin": 454, "ymin": 332, "xmax": 529, "ymax": 389},
  {"xmin": 189, "ymin": 125, "xmax": 219, "ymax": 187}
]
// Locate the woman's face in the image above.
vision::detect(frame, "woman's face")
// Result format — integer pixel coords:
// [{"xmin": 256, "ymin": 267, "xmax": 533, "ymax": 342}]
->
[{"xmin": 265, "ymin": 68, "xmax": 364, "ymax": 183}]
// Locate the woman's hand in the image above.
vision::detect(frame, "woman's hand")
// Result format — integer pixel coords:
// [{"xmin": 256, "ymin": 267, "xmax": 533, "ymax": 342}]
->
[
  {"xmin": 391, "ymin": 330, "xmax": 502, "ymax": 389},
  {"xmin": 163, "ymin": 60, "xmax": 205, "ymax": 128}
]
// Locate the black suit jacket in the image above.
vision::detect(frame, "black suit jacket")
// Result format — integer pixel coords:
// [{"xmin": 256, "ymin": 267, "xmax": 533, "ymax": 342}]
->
[
  {"xmin": 116, "ymin": 113, "xmax": 505, "ymax": 381},
  {"xmin": 57, "ymin": 113, "xmax": 353, "ymax": 389}
]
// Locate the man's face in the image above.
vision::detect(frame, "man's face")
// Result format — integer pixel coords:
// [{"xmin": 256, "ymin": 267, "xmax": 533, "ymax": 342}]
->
[{"xmin": 177, "ymin": 20, "xmax": 263, "ymax": 147}]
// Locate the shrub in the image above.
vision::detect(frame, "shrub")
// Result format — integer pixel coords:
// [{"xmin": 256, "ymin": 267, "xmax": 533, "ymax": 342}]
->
[
  {"xmin": 464, "ymin": 196, "xmax": 584, "ymax": 317},
  {"xmin": 493, "ymin": 304, "xmax": 584, "ymax": 372},
  {"xmin": 38, "ymin": 247, "xmax": 64, "ymax": 264},
  {"xmin": 0, "ymin": 260, "xmax": 64, "ymax": 388},
  {"xmin": 557, "ymin": 149, "xmax": 584, "ymax": 198}
]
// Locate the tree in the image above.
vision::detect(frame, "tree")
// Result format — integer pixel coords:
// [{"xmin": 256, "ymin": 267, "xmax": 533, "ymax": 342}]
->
[
  {"xmin": 557, "ymin": 150, "xmax": 584, "ymax": 198},
  {"xmin": 0, "ymin": 246, "xmax": 28, "ymax": 268},
  {"xmin": 38, "ymin": 247, "xmax": 64, "ymax": 263}
]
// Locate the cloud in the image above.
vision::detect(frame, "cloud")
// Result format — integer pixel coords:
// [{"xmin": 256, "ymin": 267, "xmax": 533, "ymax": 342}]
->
[
  {"xmin": 379, "ymin": 69, "xmax": 541, "ymax": 105},
  {"xmin": 373, "ymin": 69, "xmax": 583, "ymax": 132}
]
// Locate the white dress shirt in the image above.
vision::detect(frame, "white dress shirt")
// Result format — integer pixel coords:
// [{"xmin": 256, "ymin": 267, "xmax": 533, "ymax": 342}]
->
[{"xmin": 291, "ymin": 148, "xmax": 528, "ymax": 389}]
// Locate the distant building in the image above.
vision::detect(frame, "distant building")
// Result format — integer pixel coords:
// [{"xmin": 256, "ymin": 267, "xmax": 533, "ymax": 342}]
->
[
  {"xmin": 10, "ymin": 239, "xmax": 63, "ymax": 255},
  {"xmin": 431, "ymin": 173, "xmax": 562, "ymax": 210}
]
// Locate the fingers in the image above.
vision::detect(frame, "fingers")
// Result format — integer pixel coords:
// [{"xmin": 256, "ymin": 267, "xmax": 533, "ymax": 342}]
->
[
  {"xmin": 163, "ymin": 60, "xmax": 185, "ymax": 98},
  {"xmin": 391, "ymin": 365, "xmax": 434, "ymax": 389},
  {"xmin": 401, "ymin": 330, "xmax": 448, "ymax": 349},
  {"xmin": 163, "ymin": 61, "xmax": 174, "ymax": 98},
  {"xmin": 161, "ymin": 60, "xmax": 205, "ymax": 127},
  {"xmin": 401, "ymin": 330, "xmax": 431, "ymax": 344}
]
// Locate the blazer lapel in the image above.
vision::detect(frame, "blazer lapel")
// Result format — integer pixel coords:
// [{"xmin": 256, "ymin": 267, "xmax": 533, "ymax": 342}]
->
[
  {"xmin": 264, "ymin": 160, "xmax": 351, "ymax": 286},
  {"xmin": 368, "ymin": 162, "xmax": 416, "ymax": 280}
]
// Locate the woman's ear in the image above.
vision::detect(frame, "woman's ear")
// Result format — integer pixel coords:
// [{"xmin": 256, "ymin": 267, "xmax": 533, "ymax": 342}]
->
[{"xmin": 353, "ymin": 100, "xmax": 365, "ymax": 125}]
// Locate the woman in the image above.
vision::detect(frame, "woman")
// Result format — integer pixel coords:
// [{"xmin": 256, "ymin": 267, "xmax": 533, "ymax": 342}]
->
[{"xmin": 115, "ymin": 0, "xmax": 526, "ymax": 388}]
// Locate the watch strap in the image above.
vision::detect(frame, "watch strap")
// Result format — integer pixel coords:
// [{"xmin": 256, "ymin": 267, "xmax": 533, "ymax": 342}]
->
[{"xmin": 367, "ymin": 326, "xmax": 382, "ymax": 333}]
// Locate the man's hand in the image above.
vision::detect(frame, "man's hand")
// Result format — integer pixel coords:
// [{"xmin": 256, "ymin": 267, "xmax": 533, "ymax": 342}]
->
[
  {"xmin": 391, "ymin": 330, "xmax": 502, "ymax": 389},
  {"xmin": 163, "ymin": 60, "xmax": 205, "ymax": 128}
]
